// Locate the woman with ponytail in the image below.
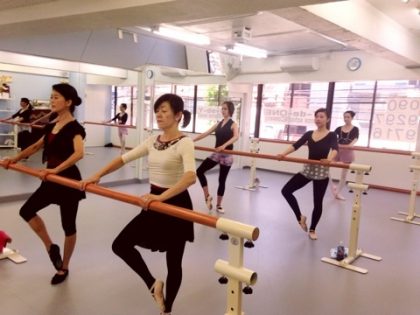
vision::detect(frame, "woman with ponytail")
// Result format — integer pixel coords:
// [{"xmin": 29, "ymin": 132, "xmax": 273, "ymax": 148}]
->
[
  {"xmin": 194, "ymin": 101, "xmax": 239, "ymax": 214},
  {"xmin": 82, "ymin": 93, "xmax": 196, "ymax": 315}
]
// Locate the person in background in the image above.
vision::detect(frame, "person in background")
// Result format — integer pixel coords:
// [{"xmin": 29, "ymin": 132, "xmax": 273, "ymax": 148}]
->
[
  {"xmin": 108, "ymin": 103, "xmax": 128, "ymax": 154},
  {"xmin": 1, "ymin": 84, "xmax": 85, "ymax": 285},
  {"xmin": 332, "ymin": 110, "xmax": 359, "ymax": 201},
  {"xmin": 8, "ymin": 98, "xmax": 33, "ymax": 151},
  {"xmin": 82, "ymin": 94, "xmax": 195, "ymax": 315},
  {"xmin": 279, "ymin": 108, "xmax": 338, "ymax": 240},
  {"xmin": 194, "ymin": 101, "xmax": 239, "ymax": 214}
]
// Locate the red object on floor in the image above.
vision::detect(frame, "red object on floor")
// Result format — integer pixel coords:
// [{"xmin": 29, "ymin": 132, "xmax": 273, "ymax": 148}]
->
[{"xmin": 0, "ymin": 230, "xmax": 12, "ymax": 253}]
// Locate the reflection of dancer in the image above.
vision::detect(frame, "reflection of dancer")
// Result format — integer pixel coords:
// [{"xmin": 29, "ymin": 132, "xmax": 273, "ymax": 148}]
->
[
  {"xmin": 108, "ymin": 103, "xmax": 128, "ymax": 154},
  {"xmin": 194, "ymin": 101, "xmax": 239, "ymax": 214},
  {"xmin": 279, "ymin": 108, "xmax": 338, "ymax": 240},
  {"xmin": 83, "ymin": 94, "xmax": 195, "ymax": 315},
  {"xmin": 332, "ymin": 110, "xmax": 359, "ymax": 201},
  {"xmin": 2, "ymin": 83, "xmax": 85, "ymax": 284},
  {"xmin": 7, "ymin": 98, "xmax": 33, "ymax": 151}
]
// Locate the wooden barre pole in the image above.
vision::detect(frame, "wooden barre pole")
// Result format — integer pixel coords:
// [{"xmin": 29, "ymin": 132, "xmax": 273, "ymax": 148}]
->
[
  {"xmin": 83, "ymin": 120, "xmax": 136, "ymax": 129},
  {"xmin": 195, "ymin": 145, "xmax": 351, "ymax": 169},
  {"xmin": 0, "ymin": 119, "xmax": 44, "ymax": 129},
  {"xmin": 0, "ymin": 160, "xmax": 259, "ymax": 241}
]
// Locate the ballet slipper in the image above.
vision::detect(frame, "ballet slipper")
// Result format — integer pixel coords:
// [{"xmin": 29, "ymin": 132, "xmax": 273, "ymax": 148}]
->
[
  {"xmin": 150, "ymin": 280, "xmax": 165, "ymax": 312},
  {"xmin": 299, "ymin": 215, "xmax": 308, "ymax": 232},
  {"xmin": 308, "ymin": 230, "xmax": 318, "ymax": 240}
]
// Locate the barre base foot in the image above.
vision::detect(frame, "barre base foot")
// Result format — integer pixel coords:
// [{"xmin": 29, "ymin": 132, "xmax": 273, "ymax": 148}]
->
[
  {"xmin": 0, "ymin": 247, "xmax": 27, "ymax": 264},
  {"xmin": 235, "ymin": 184, "xmax": 268, "ymax": 191},
  {"xmin": 390, "ymin": 211, "xmax": 420, "ymax": 226},
  {"xmin": 321, "ymin": 257, "xmax": 368, "ymax": 274},
  {"xmin": 321, "ymin": 249, "xmax": 381, "ymax": 274},
  {"xmin": 235, "ymin": 185, "xmax": 257, "ymax": 191}
]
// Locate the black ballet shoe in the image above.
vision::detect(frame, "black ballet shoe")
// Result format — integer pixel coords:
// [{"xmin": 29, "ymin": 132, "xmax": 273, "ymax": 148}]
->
[
  {"xmin": 48, "ymin": 244, "xmax": 63, "ymax": 270},
  {"xmin": 51, "ymin": 269, "xmax": 69, "ymax": 285}
]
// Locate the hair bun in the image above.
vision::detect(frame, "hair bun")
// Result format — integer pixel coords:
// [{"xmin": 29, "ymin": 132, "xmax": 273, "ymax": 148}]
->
[{"xmin": 74, "ymin": 96, "xmax": 82, "ymax": 106}]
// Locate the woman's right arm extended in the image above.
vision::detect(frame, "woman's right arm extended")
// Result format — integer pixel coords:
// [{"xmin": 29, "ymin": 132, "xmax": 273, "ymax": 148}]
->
[
  {"xmin": 81, "ymin": 156, "xmax": 125, "ymax": 188},
  {"xmin": 193, "ymin": 123, "xmax": 218, "ymax": 142}
]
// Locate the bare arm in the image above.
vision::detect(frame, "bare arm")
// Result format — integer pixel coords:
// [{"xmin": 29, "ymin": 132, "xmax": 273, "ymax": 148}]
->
[
  {"xmin": 14, "ymin": 136, "xmax": 44, "ymax": 161},
  {"xmin": 193, "ymin": 123, "xmax": 218, "ymax": 142},
  {"xmin": 326, "ymin": 149, "xmax": 338, "ymax": 161},
  {"xmin": 278, "ymin": 145, "xmax": 296, "ymax": 159},
  {"xmin": 81, "ymin": 156, "xmax": 125, "ymax": 188}
]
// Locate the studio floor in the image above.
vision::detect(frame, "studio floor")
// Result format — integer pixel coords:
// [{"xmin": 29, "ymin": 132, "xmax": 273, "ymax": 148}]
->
[{"xmin": 0, "ymin": 147, "xmax": 419, "ymax": 315}]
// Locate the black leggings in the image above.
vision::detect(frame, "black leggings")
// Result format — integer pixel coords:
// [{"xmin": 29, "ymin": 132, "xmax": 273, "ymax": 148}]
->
[
  {"xmin": 281, "ymin": 173, "xmax": 329, "ymax": 231},
  {"xmin": 20, "ymin": 194, "xmax": 79, "ymax": 236},
  {"xmin": 112, "ymin": 223, "xmax": 186, "ymax": 313},
  {"xmin": 196, "ymin": 158, "xmax": 231, "ymax": 196}
]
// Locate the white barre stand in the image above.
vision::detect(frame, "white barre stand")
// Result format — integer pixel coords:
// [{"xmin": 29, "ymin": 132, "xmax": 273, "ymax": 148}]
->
[
  {"xmin": 0, "ymin": 247, "xmax": 27, "ymax": 264},
  {"xmin": 236, "ymin": 138, "xmax": 268, "ymax": 191},
  {"xmin": 321, "ymin": 163, "xmax": 382, "ymax": 274},
  {"xmin": 391, "ymin": 152, "xmax": 420, "ymax": 225},
  {"xmin": 215, "ymin": 218, "xmax": 258, "ymax": 315}
]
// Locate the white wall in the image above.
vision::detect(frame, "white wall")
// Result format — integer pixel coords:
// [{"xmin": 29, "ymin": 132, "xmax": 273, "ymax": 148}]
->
[
  {"xmin": 234, "ymin": 50, "xmax": 420, "ymax": 84},
  {"xmin": 84, "ymin": 85, "xmax": 111, "ymax": 147}
]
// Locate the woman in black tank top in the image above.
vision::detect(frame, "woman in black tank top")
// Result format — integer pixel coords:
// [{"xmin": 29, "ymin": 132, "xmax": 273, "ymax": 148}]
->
[{"xmin": 194, "ymin": 101, "xmax": 239, "ymax": 214}]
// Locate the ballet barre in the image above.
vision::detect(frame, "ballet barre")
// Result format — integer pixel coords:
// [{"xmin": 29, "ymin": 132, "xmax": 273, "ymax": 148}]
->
[
  {"xmin": 196, "ymin": 145, "xmax": 380, "ymax": 274},
  {"xmin": 390, "ymin": 152, "xmax": 420, "ymax": 226},
  {"xmin": 83, "ymin": 120, "xmax": 136, "ymax": 129},
  {"xmin": 0, "ymin": 119, "xmax": 44, "ymax": 129},
  {"xmin": 195, "ymin": 145, "xmax": 370, "ymax": 170},
  {"xmin": 0, "ymin": 160, "xmax": 258, "ymax": 315}
]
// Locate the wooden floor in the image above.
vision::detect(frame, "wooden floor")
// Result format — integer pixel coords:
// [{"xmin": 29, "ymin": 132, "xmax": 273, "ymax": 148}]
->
[{"xmin": 1, "ymin": 147, "xmax": 419, "ymax": 315}]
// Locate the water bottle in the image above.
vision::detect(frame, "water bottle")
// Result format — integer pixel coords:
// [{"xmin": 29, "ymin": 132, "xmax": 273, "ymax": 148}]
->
[{"xmin": 336, "ymin": 241, "xmax": 345, "ymax": 261}]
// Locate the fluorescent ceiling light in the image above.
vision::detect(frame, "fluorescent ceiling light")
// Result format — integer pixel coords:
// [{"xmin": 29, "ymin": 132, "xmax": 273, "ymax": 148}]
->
[
  {"xmin": 153, "ymin": 24, "xmax": 210, "ymax": 46},
  {"xmin": 225, "ymin": 43, "xmax": 268, "ymax": 59}
]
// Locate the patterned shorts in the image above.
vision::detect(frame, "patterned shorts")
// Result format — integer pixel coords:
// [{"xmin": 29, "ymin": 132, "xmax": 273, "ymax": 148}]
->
[
  {"xmin": 301, "ymin": 164, "xmax": 330, "ymax": 180},
  {"xmin": 209, "ymin": 152, "xmax": 233, "ymax": 166}
]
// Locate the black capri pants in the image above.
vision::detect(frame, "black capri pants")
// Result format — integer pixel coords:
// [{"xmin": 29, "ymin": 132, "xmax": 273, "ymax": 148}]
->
[{"xmin": 20, "ymin": 190, "xmax": 79, "ymax": 236}]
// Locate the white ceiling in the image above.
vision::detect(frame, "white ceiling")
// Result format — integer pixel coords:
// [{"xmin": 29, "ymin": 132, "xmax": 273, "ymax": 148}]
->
[{"xmin": 0, "ymin": 0, "xmax": 419, "ymax": 68}]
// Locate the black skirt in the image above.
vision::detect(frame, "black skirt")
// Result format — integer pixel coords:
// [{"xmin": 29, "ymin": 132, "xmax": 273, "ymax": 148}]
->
[
  {"xmin": 32, "ymin": 165, "xmax": 86, "ymax": 205},
  {"xmin": 119, "ymin": 185, "xmax": 194, "ymax": 252}
]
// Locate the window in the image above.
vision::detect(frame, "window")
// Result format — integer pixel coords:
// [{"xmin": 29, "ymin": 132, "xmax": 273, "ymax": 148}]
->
[
  {"xmin": 195, "ymin": 84, "xmax": 220, "ymax": 133},
  {"xmin": 113, "ymin": 86, "xmax": 137, "ymax": 125},
  {"xmin": 330, "ymin": 81, "xmax": 376, "ymax": 147},
  {"xmin": 258, "ymin": 82, "xmax": 329, "ymax": 140},
  {"xmin": 371, "ymin": 80, "xmax": 419, "ymax": 151}
]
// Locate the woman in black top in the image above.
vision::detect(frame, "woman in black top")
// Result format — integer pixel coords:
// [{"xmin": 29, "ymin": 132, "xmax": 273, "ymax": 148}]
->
[
  {"xmin": 3, "ymin": 84, "xmax": 85, "ymax": 284},
  {"xmin": 108, "ymin": 103, "xmax": 128, "ymax": 154},
  {"xmin": 279, "ymin": 108, "xmax": 338, "ymax": 240},
  {"xmin": 194, "ymin": 101, "xmax": 239, "ymax": 214},
  {"xmin": 9, "ymin": 97, "xmax": 33, "ymax": 150},
  {"xmin": 332, "ymin": 110, "xmax": 359, "ymax": 200},
  {"xmin": 11, "ymin": 97, "xmax": 32, "ymax": 123}
]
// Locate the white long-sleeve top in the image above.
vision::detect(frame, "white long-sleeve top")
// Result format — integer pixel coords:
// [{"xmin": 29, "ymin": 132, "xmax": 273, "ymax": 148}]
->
[{"xmin": 122, "ymin": 135, "xmax": 196, "ymax": 188}]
